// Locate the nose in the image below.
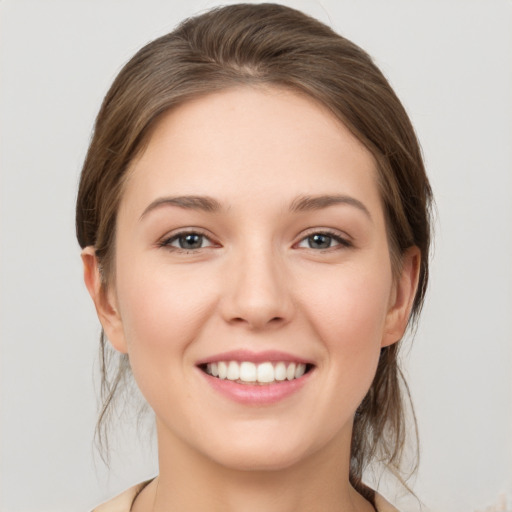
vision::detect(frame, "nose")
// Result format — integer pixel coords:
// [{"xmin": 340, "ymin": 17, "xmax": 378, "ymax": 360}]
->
[{"xmin": 219, "ymin": 247, "xmax": 294, "ymax": 330}]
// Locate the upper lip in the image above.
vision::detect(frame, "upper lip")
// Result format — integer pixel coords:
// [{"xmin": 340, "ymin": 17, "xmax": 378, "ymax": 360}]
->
[{"xmin": 195, "ymin": 349, "xmax": 313, "ymax": 366}]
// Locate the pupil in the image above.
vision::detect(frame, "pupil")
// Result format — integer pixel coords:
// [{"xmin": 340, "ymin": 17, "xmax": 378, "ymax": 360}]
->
[
  {"xmin": 309, "ymin": 234, "xmax": 331, "ymax": 249},
  {"xmin": 180, "ymin": 234, "xmax": 202, "ymax": 249}
]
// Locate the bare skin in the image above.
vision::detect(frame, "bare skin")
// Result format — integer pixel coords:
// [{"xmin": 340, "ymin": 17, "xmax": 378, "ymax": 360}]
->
[
  {"xmin": 83, "ymin": 86, "xmax": 419, "ymax": 512},
  {"xmin": 130, "ymin": 418, "xmax": 373, "ymax": 512}
]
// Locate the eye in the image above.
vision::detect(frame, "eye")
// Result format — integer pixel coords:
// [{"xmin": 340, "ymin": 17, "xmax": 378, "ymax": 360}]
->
[
  {"xmin": 160, "ymin": 231, "xmax": 215, "ymax": 251},
  {"xmin": 296, "ymin": 231, "xmax": 350, "ymax": 250}
]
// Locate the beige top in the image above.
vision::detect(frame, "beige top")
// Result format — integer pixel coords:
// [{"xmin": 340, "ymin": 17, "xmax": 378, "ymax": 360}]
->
[{"xmin": 92, "ymin": 480, "xmax": 399, "ymax": 512}]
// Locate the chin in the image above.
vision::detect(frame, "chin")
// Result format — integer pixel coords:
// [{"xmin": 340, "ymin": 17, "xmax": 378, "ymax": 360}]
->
[
  {"xmin": 211, "ymin": 444, "xmax": 308, "ymax": 473},
  {"xmin": 197, "ymin": 422, "xmax": 343, "ymax": 474}
]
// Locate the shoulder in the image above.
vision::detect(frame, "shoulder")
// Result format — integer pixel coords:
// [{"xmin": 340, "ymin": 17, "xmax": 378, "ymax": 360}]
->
[
  {"xmin": 374, "ymin": 492, "xmax": 400, "ymax": 512},
  {"xmin": 91, "ymin": 480, "xmax": 153, "ymax": 512}
]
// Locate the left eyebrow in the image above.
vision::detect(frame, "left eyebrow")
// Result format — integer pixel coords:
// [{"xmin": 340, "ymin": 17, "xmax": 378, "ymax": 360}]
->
[{"xmin": 289, "ymin": 194, "xmax": 372, "ymax": 220}]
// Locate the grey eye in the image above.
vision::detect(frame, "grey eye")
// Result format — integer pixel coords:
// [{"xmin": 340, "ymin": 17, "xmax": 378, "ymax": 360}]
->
[
  {"xmin": 167, "ymin": 233, "xmax": 213, "ymax": 250},
  {"xmin": 308, "ymin": 233, "xmax": 332, "ymax": 249},
  {"xmin": 297, "ymin": 232, "xmax": 349, "ymax": 250},
  {"xmin": 179, "ymin": 234, "xmax": 204, "ymax": 249},
  {"xmin": 305, "ymin": 233, "xmax": 334, "ymax": 249}
]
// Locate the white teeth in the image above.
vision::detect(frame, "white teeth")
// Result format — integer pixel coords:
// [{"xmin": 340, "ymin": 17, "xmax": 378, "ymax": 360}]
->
[
  {"xmin": 218, "ymin": 361, "xmax": 228, "ymax": 379},
  {"xmin": 227, "ymin": 361, "xmax": 240, "ymax": 380},
  {"xmin": 239, "ymin": 362, "xmax": 257, "ymax": 382},
  {"xmin": 295, "ymin": 363, "xmax": 306, "ymax": 378},
  {"xmin": 204, "ymin": 361, "xmax": 309, "ymax": 384},
  {"xmin": 257, "ymin": 362, "xmax": 275, "ymax": 383},
  {"xmin": 274, "ymin": 362, "xmax": 287, "ymax": 381}
]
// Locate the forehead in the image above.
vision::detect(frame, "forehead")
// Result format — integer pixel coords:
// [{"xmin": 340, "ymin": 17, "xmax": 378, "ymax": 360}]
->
[{"xmin": 122, "ymin": 86, "xmax": 381, "ymax": 216}]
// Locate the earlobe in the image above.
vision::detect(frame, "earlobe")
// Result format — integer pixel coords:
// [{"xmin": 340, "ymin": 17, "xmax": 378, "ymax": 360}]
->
[
  {"xmin": 381, "ymin": 246, "xmax": 421, "ymax": 348},
  {"xmin": 81, "ymin": 247, "xmax": 128, "ymax": 354}
]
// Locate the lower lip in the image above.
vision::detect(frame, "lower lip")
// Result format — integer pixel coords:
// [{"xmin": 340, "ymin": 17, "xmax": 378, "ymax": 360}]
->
[{"xmin": 199, "ymin": 369, "xmax": 313, "ymax": 405}]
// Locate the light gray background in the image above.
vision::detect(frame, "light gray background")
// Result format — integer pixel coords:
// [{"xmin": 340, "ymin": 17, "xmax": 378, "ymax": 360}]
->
[{"xmin": 1, "ymin": 1, "xmax": 511, "ymax": 511}]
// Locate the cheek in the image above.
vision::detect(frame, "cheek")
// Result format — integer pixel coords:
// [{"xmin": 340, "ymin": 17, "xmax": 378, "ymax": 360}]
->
[
  {"xmin": 301, "ymin": 262, "xmax": 392, "ymax": 382},
  {"xmin": 114, "ymin": 260, "xmax": 218, "ymax": 371},
  {"xmin": 113, "ymin": 260, "xmax": 222, "ymax": 416},
  {"xmin": 305, "ymin": 263, "xmax": 391, "ymax": 339}
]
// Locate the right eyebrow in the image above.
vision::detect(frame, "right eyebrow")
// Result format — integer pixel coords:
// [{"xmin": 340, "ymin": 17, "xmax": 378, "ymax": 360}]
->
[{"xmin": 139, "ymin": 195, "xmax": 223, "ymax": 220}]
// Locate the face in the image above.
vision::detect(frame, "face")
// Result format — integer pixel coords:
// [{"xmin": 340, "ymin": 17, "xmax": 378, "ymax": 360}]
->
[{"xmin": 85, "ymin": 86, "xmax": 418, "ymax": 473}]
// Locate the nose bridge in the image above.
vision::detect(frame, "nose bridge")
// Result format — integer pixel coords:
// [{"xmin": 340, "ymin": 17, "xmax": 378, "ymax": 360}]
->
[{"xmin": 222, "ymin": 237, "xmax": 293, "ymax": 329}]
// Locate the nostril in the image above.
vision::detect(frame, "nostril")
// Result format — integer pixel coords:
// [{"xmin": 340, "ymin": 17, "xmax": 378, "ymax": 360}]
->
[{"xmin": 229, "ymin": 316, "xmax": 285, "ymax": 327}]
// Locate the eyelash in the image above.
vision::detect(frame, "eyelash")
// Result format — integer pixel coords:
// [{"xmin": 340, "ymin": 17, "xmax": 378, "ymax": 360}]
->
[
  {"xmin": 158, "ymin": 230, "xmax": 216, "ymax": 253},
  {"xmin": 295, "ymin": 229, "xmax": 352, "ymax": 251},
  {"xmin": 158, "ymin": 229, "xmax": 352, "ymax": 253}
]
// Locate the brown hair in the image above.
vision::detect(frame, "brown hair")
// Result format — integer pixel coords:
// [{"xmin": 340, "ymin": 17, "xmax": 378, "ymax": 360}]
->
[{"xmin": 76, "ymin": 2, "xmax": 432, "ymax": 500}]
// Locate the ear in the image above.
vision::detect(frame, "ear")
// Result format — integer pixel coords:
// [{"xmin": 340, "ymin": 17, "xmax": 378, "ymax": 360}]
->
[
  {"xmin": 81, "ymin": 247, "xmax": 128, "ymax": 354},
  {"xmin": 381, "ymin": 246, "xmax": 421, "ymax": 348}
]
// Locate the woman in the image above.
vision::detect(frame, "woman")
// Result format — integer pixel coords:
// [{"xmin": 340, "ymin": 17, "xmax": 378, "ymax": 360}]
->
[{"xmin": 77, "ymin": 3, "xmax": 432, "ymax": 511}]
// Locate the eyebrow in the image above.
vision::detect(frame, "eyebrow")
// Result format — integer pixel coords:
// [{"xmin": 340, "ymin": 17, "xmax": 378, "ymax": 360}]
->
[
  {"xmin": 289, "ymin": 194, "xmax": 372, "ymax": 220},
  {"xmin": 140, "ymin": 195, "xmax": 222, "ymax": 220},
  {"xmin": 140, "ymin": 193, "xmax": 372, "ymax": 220}
]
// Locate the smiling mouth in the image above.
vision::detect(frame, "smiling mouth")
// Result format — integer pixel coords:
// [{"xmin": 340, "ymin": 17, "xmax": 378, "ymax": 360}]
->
[{"xmin": 199, "ymin": 361, "xmax": 314, "ymax": 385}]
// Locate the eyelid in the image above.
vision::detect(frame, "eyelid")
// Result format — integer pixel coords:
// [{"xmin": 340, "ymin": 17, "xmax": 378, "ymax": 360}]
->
[
  {"xmin": 157, "ymin": 228, "xmax": 219, "ymax": 251},
  {"xmin": 294, "ymin": 228, "xmax": 352, "ymax": 249},
  {"xmin": 156, "ymin": 227, "xmax": 352, "ymax": 251}
]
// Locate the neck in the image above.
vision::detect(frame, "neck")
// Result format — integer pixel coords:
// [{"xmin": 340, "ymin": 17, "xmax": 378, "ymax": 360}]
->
[{"xmin": 133, "ymin": 420, "xmax": 375, "ymax": 512}]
